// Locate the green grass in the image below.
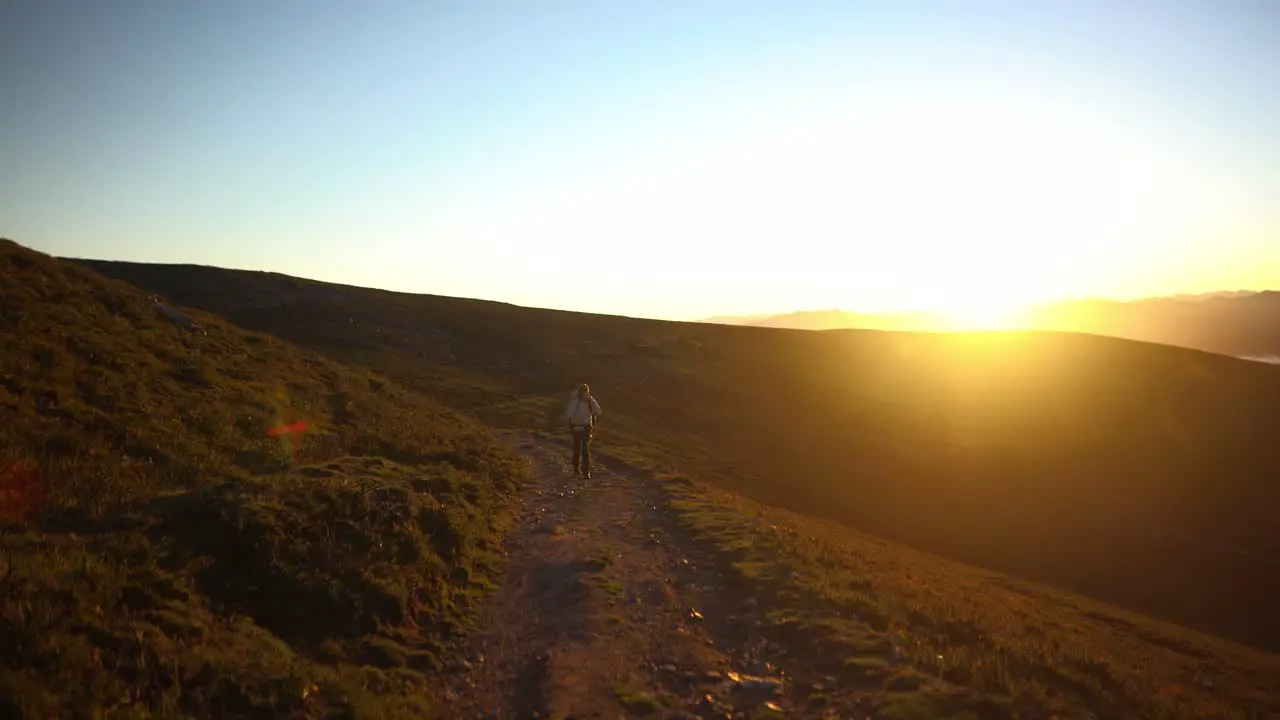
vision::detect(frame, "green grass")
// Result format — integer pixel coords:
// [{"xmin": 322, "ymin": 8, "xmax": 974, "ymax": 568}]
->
[
  {"xmin": 659, "ymin": 472, "xmax": 1280, "ymax": 719},
  {"xmin": 0, "ymin": 241, "xmax": 530, "ymax": 717},
  {"xmin": 613, "ymin": 685, "xmax": 675, "ymax": 715},
  {"xmin": 594, "ymin": 545, "xmax": 617, "ymax": 569}
]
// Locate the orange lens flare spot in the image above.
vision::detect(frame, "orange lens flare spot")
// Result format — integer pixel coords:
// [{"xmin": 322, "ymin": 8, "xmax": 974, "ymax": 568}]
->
[{"xmin": 267, "ymin": 420, "xmax": 310, "ymax": 438}]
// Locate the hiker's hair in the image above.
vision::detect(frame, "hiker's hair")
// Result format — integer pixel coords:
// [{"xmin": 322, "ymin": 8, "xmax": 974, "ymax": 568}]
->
[{"xmin": 578, "ymin": 383, "xmax": 590, "ymax": 395}]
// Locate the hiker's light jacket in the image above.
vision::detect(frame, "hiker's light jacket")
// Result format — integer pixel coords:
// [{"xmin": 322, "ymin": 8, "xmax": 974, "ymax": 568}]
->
[{"xmin": 566, "ymin": 394, "xmax": 601, "ymax": 429}]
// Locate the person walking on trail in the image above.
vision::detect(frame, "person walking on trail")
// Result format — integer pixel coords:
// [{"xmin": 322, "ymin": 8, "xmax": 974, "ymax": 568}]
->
[{"xmin": 566, "ymin": 383, "xmax": 602, "ymax": 479}]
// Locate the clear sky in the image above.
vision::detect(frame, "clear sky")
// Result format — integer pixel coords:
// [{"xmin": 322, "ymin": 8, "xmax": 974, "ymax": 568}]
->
[{"xmin": 3, "ymin": 1, "xmax": 1277, "ymax": 322}]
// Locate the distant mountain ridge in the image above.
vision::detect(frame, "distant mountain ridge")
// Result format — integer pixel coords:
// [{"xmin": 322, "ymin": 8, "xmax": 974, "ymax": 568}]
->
[{"xmin": 701, "ymin": 291, "xmax": 1280, "ymax": 358}]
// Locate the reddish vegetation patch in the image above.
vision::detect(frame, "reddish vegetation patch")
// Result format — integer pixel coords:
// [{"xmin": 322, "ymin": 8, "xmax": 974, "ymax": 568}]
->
[
  {"xmin": 266, "ymin": 420, "xmax": 310, "ymax": 438},
  {"xmin": 0, "ymin": 460, "xmax": 45, "ymax": 523}
]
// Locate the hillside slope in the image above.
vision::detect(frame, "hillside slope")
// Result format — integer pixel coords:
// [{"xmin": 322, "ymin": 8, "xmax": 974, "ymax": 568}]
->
[
  {"xmin": 1028, "ymin": 293, "xmax": 1280, "ymax": 358},
  {"xmin": 76, "ymin": 256, "xmax": 1280, "ymax": 654},
  {"xmin": 0, "ymin": 240, "xmax": 528, "ymax": 717},
  {"xmin": 448, "ymin": 433, "xmax": 1280, "ymax": 719}
]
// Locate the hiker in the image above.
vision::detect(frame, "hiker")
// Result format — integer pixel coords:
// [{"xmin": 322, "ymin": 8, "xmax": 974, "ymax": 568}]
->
[{"xmin": 566, "ymin": 383, "xmax": 601, "ymax": 478}]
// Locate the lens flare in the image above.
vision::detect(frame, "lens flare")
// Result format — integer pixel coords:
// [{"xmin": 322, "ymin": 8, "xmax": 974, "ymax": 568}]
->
[{"xmin": 267, "ymin": 384, "xmax": 310, "ymax": 463}]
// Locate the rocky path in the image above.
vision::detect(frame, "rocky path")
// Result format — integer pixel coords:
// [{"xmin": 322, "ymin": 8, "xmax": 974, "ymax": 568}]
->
[{"xmin": 445, "ymin": 433, "xmax": 796, "ymax": 720}]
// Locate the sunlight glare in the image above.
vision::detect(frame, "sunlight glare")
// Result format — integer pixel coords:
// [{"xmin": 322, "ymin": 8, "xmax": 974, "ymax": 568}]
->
[
  {"xmin": 427, "ymin": 77, "xmax": 1215, "ymax": 320},
  {"xmin": 943, "ymin": 297, "xmax": 1029, "ymax": 330}
]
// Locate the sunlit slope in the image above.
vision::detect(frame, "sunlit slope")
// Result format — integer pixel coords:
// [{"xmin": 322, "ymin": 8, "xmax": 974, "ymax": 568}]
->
[{"xmin": 79, "ymin": 257, "xmax": 1280, "ymax": 652}]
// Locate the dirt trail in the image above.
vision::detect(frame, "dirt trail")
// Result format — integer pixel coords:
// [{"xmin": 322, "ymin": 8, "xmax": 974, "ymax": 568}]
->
[{"xmin": 445, "ymin": 432, "xmax": 791, "ymax": 720}]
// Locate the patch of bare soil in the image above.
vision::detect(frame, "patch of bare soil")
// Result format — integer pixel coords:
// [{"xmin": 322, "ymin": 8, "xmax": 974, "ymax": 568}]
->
[{"xmin": 446, "ymin": 433, "xmax": 742, "ymax": 719}]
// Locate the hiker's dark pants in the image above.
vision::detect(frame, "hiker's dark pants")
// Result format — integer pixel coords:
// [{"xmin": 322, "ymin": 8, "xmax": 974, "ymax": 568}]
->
[{"xmin": 571, "ymin": 426, "xmax": 592, "ymax": 474}]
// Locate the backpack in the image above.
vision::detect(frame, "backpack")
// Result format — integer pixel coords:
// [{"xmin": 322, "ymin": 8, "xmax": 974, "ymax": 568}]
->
[{"xmin": 570, "ymin": 394, "xmax": 596, "ymax": 429}]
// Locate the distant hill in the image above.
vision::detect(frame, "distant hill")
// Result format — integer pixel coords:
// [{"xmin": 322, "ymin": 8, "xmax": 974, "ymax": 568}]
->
[
  {"xmin": 747, "ymin": 308, "xmax": 950, "ymax": 331},
  {"xmin": 698, "ymin": 313, "xmax": 773, "ymax": 326},
  {"xmin": 76, "ymin": 254, "xmax": 1280, "ymax": 655},
  {"xmin": 703, "ymin": 291, "xmax": 1280, "ymax": 358},
  {"xmin": 1025, "ymin": 292, "xmax": 1280, "ymax": 358}
]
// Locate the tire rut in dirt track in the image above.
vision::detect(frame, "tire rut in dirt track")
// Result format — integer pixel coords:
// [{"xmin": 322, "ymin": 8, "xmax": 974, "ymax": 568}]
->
[{"xmin": 446, "ymin": 432, "xmax": 738, "ymax": 719}]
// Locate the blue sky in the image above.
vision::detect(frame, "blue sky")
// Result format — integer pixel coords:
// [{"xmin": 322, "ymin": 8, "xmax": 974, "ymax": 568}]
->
[{"xmin": 3, "ymin": 1, "xmax": 1277, "ymax": 320}]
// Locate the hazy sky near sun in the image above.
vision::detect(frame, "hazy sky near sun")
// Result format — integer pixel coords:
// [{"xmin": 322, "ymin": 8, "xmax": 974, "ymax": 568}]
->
[{"xmin": 2, "ymin": 1, "xmax": 1277, "ymax": 320}]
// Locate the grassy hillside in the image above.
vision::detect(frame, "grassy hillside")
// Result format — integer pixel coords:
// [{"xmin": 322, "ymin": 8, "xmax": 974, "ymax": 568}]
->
[
  {"xmin": 77, "ymin": 256, "xmax": 1280, "ymax": 657},
  {"xmin": 0, "ymin": 240, "xmax": 528, "ymax": 718},
  {"xmin": 653, "ymin": 461, "xmax": 1280, "ymax": 719}
]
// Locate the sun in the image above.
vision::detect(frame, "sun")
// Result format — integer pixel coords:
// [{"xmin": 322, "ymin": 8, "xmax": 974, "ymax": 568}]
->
[{"xmin": 943, "ymin": 297, "xmax": 1030, "ymax": 331}]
